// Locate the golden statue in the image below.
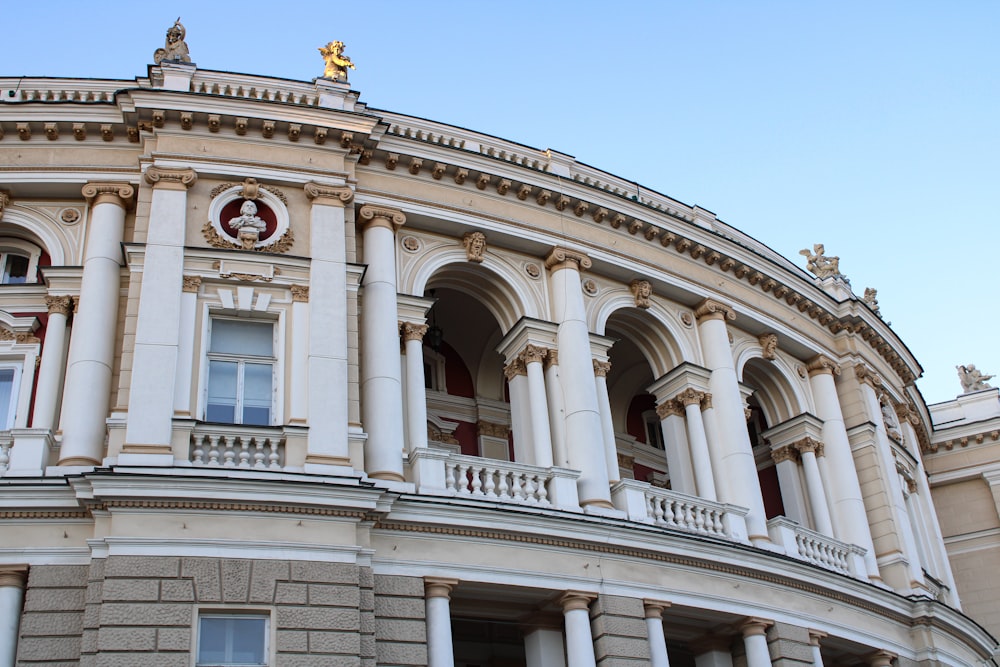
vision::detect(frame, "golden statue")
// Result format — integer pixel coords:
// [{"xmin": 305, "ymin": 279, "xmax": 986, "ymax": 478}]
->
[
  {"xmin": 154, "ymin": 18, "xmax": 191, "ymax": 64},
  {"xmin": 319, "ymin": 41, "xmax": 356, "ymax": 82}
]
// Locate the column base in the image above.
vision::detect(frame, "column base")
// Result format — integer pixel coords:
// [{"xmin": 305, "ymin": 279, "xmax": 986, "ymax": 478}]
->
[{"xmin": 55, "ymin": 456, "xmax": 100, "ymax": 467}]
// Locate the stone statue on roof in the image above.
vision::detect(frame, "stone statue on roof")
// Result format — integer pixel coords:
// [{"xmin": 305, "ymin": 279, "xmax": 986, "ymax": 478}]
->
[
  {"xmin": 319, "ymin": 41, "xmax": 356, "ymax": 82},
  {"xmin": 154, "ymin": 18, "xmax": 191, "ymax": 64},
  {"xmin": 957, "ymin": 364, "xmax": 994, "ymax": 393},
  {"xmin": 799, "ymin": 243, "xmax": 842, "ymax": 280}
]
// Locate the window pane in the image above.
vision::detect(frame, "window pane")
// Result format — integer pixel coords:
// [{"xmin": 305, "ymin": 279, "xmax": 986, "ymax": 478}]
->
[
  {"xmin": 0, "ymin": 368, "xmax": 14, "ymax": 429},
  {"xmin": 207, "ymin": 360, "xmax": 237, "ymax": 423},
  {"xmin": 198, "ymin": 615, "xmax": 266, "ymax": 665},
  {"xmin": 2, "ymin": 255, "xmax": 28, "ymax": 284},
  {"xmin": 242, "ymin": 363, "xmax": 272, "ymax": 426},
  {"xmin": 211, "ymin": 319, "xmax": 273, "ymax": 356}
]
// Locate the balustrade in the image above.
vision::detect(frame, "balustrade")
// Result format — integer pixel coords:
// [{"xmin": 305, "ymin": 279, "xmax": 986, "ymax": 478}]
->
[
  {"xmin": 189, "ymin": 427, "xmax": 284, "ymax": 470},
  {"xmin": 444, "ymin": 454, "xmax": 552, "ymax": 506}
]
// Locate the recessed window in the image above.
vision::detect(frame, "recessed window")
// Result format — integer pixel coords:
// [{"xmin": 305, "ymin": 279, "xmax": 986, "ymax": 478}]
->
[
  {"xmin": 642, "ymin": 410, "xmax": 665, "ymax": 450},
  {"xmin": 206, "ymin": 319, "xmax": 275, "ymax": 426},
  {"xmin": 197, "ymin": 613, "xmax": 268, "ymax": 666},
  {"xmin": 1, "ymin": 253, "xmax": 29, "ymax": 284}
]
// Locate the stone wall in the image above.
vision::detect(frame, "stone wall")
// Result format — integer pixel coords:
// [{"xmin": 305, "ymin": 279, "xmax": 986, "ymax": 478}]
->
[
  {"xmin": 373, "ymin": 574, "xmax": 427, "ymax": 667},
  {"xmin": 589, "ymin": 594, "xmax": 650, "ymax": 666},
  {"xmin": 17, "ymin": 564, "xmax": 88, "ymax": 666}
]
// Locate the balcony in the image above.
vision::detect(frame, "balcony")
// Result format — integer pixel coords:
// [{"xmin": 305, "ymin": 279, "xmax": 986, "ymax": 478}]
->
[
  {"xmin": 767, "ymin": 516, "xmax": 867, "ymax": 579},
  {"xmin": 188, "ymin": 424, "xmax": 285, "ymax": 470}
]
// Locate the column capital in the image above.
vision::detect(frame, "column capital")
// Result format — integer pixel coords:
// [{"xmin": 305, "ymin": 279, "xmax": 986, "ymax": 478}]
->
[
  {"xmin": 291, "ymin": 285, "xmax": 309, "ymax": 302},
  {"xmin": 82, "ymin": 181, "xmax": 135, "ymax": 208},
  {"xmin": 519, "ymin": 343, "xmax": 548, "ymax": 365},
  {"xmin": 557, "ymin": 590, "xmax": 597, "ymax": 612},
  {"xmin": 853, "ymin": 363, "xmax": 883, "ymax": 388},
  {"xmin": 45, "ymin": 295, "xmax": 73, "ymax": 316},
  {"xmin": 738, "ymin": 616, "xmax": 773, "ymax": 637},
  {"xmin": 592, "ymin": 359, "xmax": 611, "ymax": 377},
  {"xmin": 544, "ymin": 349, "xmax": 559, "ymax": 369},
  {"xmin": 673, "ymin": 387, "xmax": 712, "ymax": 411},
  {"xmin": 807, "ymin": 629, "xmax": 828, "ymax": 646},
  {"xmin": 0, "ymin": 565, "xmax": 28, "ymax": 588},
  {"xmin": 0, "ymin": 190, "xmax": 10, "ymax": 219},
  {"xmin": 358, "ymin": 204, "xmax": 406, "ymax": 231},
  {"xmin": 424, "ymin": 576, "xmax": 459, "ymax": 600},
  {"xmin": 503, "ymin": 357, "xmax": 527, "ymax": 380},
  {"xmin": 655, "ymin": 399, "xmax": 684, "ymax": 420},
  {"xmin": 144, "ymin": 166, "xmax": 197, "ymax": 190},
  {"xmin": 182, "ymin": 275, "xmax": 202, "ymax": 293},
  {"xmin": 771, "ymin": 444, "xmax": 799, "ymax": 465},
  {"xmin": 865, "ymin": 649, "xmax": 897, "ymax": 667},
  {"xmin": 642, "ymin": 598, "xmax": 671, "ymax": 619},
  {"xmin": 807, "ymin": 354, "xmax": 841, "ymax": 377},
  {"xmin": 400, "ymin": 321, "xmax": 428, "ymax": 343},
  {"xmin": 793, "ymin": 436, "xmax": 822, "ymax": 454},
  {"xmin": 545, "ymin": 246, "xmax": 592, "ymax": 273},
  {"xmin": 694, "ymin": 298, "xmax": 735, "ymax": 322},
  {"xmin": 304, "ymin": 182, "xmax": 354, "ymax": 206}
]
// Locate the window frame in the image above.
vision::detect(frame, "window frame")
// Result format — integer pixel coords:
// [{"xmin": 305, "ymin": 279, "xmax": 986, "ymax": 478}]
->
[
  {"xmin": 0, "ymin": 362, "xmax": 22, "ymax": 431},
  {"xmin": 195, "ymin": 610, "xmax": 271, "ymax": 667},
  {"xmin": 202, "ymin": 316, "xmax": 279, "ymax": 427},
  {"xmin": 0, "ymin": 239, "xmax": 42, "ymax": 285}
]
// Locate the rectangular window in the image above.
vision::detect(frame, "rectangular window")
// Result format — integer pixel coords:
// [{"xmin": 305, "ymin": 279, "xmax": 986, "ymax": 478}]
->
[
  {"xmin": 205, "ymin": 319, "xmax": 275, "ymax": 426},
  {"xmin": 0, "ymin": 366, "xmax": 20, "ymax": 430},
  {"xmin": 197, "ymin": 613, "xmax": 268, "ymax": 666},
  {"xmin": 1, "ymin": 254, "xmax": 29, "ymax": 284}
]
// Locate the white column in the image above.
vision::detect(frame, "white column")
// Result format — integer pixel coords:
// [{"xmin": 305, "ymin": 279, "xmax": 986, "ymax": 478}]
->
[
  {"xmin": 31, "ymin": 296, "xmax": 72, "ymax": 429},
  {"xmin": 739, "ymin": 618, "xmax": 773, "ymax": 667},
  {"xmin": 795, "ymin": 439, "xmax": 835, "ymax": 536},
  {"xmin": 644, "ymin": 600, "xmax": 671, "ymax": 667},
  {"xmin": 358, "ymin": 205, "xmax": 406, "ymax": 481},
  {"xmin": 505, "ymin": 360, "xmax": 533, "ymax": 463},
  {"xmin": 123, "ymin": 168, "xmax": 196, "ymax": 460},
  {"xmin": 0, "ymin": 568, "xmax": 27, "ymax": 667},
  {"xmin": 59, "ymin": 182, "xmax": 133, "ymax": 466},
  {"xmin": 866, "ymin": 650, "xmax": 895, "ymax": 667},
  {"xmin": 771, "ymin": 446, "xmax": 809, "ymax": 525},
  {"xmin": 287, "ymin": 288, "xmax": 309, "ymax": 424},
  {"xmin": 424, "ymin": 577, "xmax": 458, "ymax": 667},
  {"xmin": 546, "ymin": 248, "xmax": 611, "ymax": 508},
  {"xmin": 545, "ymin": 352, "xmax": 568, "ymax": 468},
  {"xmin": 303, "ymin": 184, "xmax": 356, "ymax": 471},
  {"xmin": 677, "ymin": 390, "xmax": 717, "ymax": 502},
  {"xmin": 521, "ymin": 345, "xmax": 554, "ymax": 467},
  {"xmin": 695, "ymin": 300, "xmax": 768, "ymax": 541},
  {"xmin": 593, "ymin": 359, "xmax": 620, "ymax": 484},
  {"xmin": 559, "ymin": 591, "xmax": 597, "ymax": 667},
  {"xmin": 807, "ymin": 630, "xmax": 826, "ymax": 667},
  {"xmin": 807, "ymin": 355, "xmax": 879, "ymax": 580},
  {"xmin": 524, "ymin": 626, "xmax": 567, "ymax": 667},
  {"xmin": 173, "ymin": 278, "xmax": 200, "ymax": 417},
  {"xmin": 402, "ymin": 323, "xmax": 429, "ymax": 453}
]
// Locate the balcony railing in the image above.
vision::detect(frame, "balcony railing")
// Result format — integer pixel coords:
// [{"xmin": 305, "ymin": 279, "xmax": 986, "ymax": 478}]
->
[
  {"xmin": 611, "ymin": 480, "xmax": 750, "ymax": 543},
  {"xmin": 767, "ymin": 517, "xmax": 867, "ymax": 579},
  {"xmin": 189, "ymin": 425, "xmax": 285, "ymax": 470},
  {"xmin": 445, "ymin": 454, "xmax": 553, "ymax": 505}
]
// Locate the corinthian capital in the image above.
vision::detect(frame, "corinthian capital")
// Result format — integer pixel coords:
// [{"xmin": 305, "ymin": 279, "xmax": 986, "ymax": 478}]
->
[
  {"xmin": 694, "ymin": 298, "xmax": 735, "ymax": 322},
  {"xmin": 144, "ymin": 166, "xmax": 197, "ymax": 190},
  {"xmin": 807, "ymin": 354, "xmax": 841, "ymax": 377},
  {"xmin": 503, "ymin": 358, "xmax": 527, "ymax": 380},
  {"xmin": 655, "ymin": 399, "xmax": 683, "ymax": 420},
  {"xmin": 304, "ymin": 182, "xmax": 354, "ymax": 206},
  {"xmin": 519, "ymin": 344, "xmax": 548, "ymax": 365},
  {"xmin": 82, "ymin": 182, "xmax": 135, "ymax": 208},
  {"xmin": 544, "ymin": 246, "xmax": 592, "ymax": 273},
  {"xmin": 592, "ymin": 359, "xmax": 612, "ymax": 377},
  {"xmin": 358, "ymin": 204, "xmax": 406, "ymax": 231},
  {"xmin": 45, "ymin": 295, "xmax": 73, "ymax": 316},
  {"xmin": 400, "ymin": 321, "xmax": 428, "ymax": 342},
  {"xmin": 792, "ymin": 436, "xmax": 822, "ymax": 454}
]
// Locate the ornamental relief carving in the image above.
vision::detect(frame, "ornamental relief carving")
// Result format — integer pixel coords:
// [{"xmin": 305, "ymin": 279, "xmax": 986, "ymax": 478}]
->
[
  {"xmin": 0, "ymin": 328, "xmax": 39, "ymax": 344},
  {"xmin": 462, "ymin": 231, "xmax": 487, "ymax": 263},
  {"xmin": 45, "ymin": 295, "xmax": 73, "ymax": 316},
  {"xmin": 477, "ymin": 420, "xmax": 510, "ymax": 438},
  {"xmin": 204, "ymin": 179, "xmax": 293, "ymax": 253}
]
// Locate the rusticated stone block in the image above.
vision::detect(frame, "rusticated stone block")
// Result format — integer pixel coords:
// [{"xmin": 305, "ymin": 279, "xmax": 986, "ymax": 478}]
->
[
  {"xmin": 14, "ymin": 635, "xmax": 82, "ymax": 661},
  {"xmin": 373, "ymin": 575, "xmax": 424, "ymax": 597},
  {"xmin": 591, "ymin": 614, "xmax": 647, "ymax": 639},
  {"xmin": 156, "ymin": 627, "xmax": 191, "ymax": 651},
  {"xmin": 374, "ymin": 595, "xmax": 425, "ymax": 619},
  {"xmin": 277, "ymin": 656, "xmax": 361, "ymax": 667},
  {"xmin": 18, "ymin": 611, "xmax": 84, "ymax": 635},
  {"xmin": 275, "ymin": 582, "xmax": 308, "ymax": 604},
  {"xmin": 94, "ymin": 653, "xmax": 189, "ymax": 667},
  {"xmin": 105, "ymin": 556, "xmax": 179, "ymax": 579},
  {"xmin": 97, "ymin": 626, "xmax": 156, "ymax": 651},
  {"xmin": 290, "ymin": 561, "xmax": 359, "ymax": 583},
  {"xmin": 359, "ymin": 588, "xmax": 375, "ymax": 611},
  {"xmin": 181, "ymin": 558, "xmax": 221, "ymax": 602},
  {"xmin": 221, "ymin": 558, "xmax": 252, "ymax": 602},
  {"xmin": 276, "ymin": 629, "xmax": 309, "ymax": 652},
  {"xmin": 308, "ymin": 583, "xmax": 360, "ymax": 607},
  {"xmin": 160, "ymin": 579, "xmax": 195, "ymax": 601},
  {"xmin": 308, "ymin": 630, "xmax": 362, "ymax": 654},
  {"xmin": 359, "ymin": 567, "xmax": 374, "ymax": 588},
  {"xmin": 23, "ymin": 587, "xmax": 86, "ymax": 611},
  {"xmin": 590, "ymin": 594, "xmax": 644, "ymax": 618},
  {"xmin": 250, "ymin": 559, "xmax": 289, "ymax": 602},
  {"xmin": 99, "ymin": 602, "xmax": 191, "ymax": 626},
  {"xmin": 27, "ymin": 564, "xmax": 89, "ymax": 588},
  {"xmin": 101, "ymin": 578, "xmax": 159, "ymax": 601},
  {"xmin": 376, "ymin": 641, "xmax": 428, "ymax": 666},
  {"xmin": 276, "ymin": 606, "xmax": 360, "ymax": 631},
  {"xmin": 374, "ymin": 618, "xmax": 426, "ymax": 643}
]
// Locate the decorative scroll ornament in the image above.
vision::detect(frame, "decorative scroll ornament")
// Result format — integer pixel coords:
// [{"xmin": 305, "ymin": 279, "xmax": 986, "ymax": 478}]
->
[
  {"xmin": 319, "ymin": 40, "xmax": 356, "ymax": 82},
  {"xmin": 153, "ymin": 18, "xmax": 191, "ymax": 64},
  {"xmin": 807, "ymin": 354, "xmax": 841, "ymax": 377},
  {"xmin": 477, "ymin": 421, "xmax": 511, "ymax": 439},
  {"xmin": 694, "ymin": 298, "xmax": 735, "ymax": 322},
  {"xmin": 0, "ymin": 191, "xmax": 9, "ymax": 219}
]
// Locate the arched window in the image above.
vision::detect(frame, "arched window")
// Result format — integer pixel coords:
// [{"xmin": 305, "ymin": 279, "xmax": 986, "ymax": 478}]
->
[{"xmin": 0, "ymin": 239, "xmax": 43, "ymax": 285}]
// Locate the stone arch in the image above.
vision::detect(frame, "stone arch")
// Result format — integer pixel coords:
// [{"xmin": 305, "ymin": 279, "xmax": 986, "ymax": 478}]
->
[
  {"xmin": 0, "ymin": 206, "xmax": 71, "ymax": 265},
  {"xmin": 735, "ymin": 344, "xmax": 812, "ymax": 428}
]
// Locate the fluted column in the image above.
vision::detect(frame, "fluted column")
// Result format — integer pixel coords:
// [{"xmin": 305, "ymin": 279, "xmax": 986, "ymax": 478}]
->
[
  {"xmin": 559, "ymin": 591, "xmax": 597, "ymax": 667},
  {"xmin": 739, "ymin": 617, "xmax": 773, "ymax": 667},
  {"xmin": 0, "ymin": 567, "xmax": 27, "ymax": 667},
  {"xmin": 593, "ymin": 359, "xmax": 620, "ymax": 484},
  {"xmin": 521, "ymin": 345, "xmax": 554, "ymax": 467},
  {"xmin": 304, "ymin": 184, "xmax": 355, "ymax": 471},
  {"xmin": 795, "ymin": 438, "xmax": 834, "ymax": 536},
  {"xmin": 31, "ymin": 296, "xmax": 72, "ymax": 429},
  {"xmin": 358, "ymin": 205, "xmax": 406, "ymax": 481},
  {"xmin": 695, "ymin": 299, "xmax": 768, "ymax": 539},
  {"xmin": 401, "ymin": 322, "xmax": 429, "ymax": 453},
  {"xmin": 807, "ymin": 355, "xmax": 879, "ymax": 580},
  {"xmin": 644, "ymin": 600, "xmax": 671, "ymax": 667},
  {"xmin": 546, "ymin": 248, "xmax": 611, "ymax": 507},
  {"xmin": 123, "ymin": 168, "xmax": 196, "ymax": 460},
  {"xmin": 424, "ymin": 577, "xmax": 458, "ymax": 667},
  {"xmin": 59, "ymin": 182, "xmax": 133, "ymax": 466},
  {"xmin": 807, "ymin": 630, "xmax": 826, "ymax": 667}
]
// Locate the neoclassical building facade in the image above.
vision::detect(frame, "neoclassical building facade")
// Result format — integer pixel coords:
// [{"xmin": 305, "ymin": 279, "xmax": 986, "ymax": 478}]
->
[{"xmin": 0, "ymin": 46, "xmax": 994, "ymax": 667}]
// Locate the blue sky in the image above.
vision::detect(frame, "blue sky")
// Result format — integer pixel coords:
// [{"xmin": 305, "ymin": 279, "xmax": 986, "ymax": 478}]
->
[{"xmin": 4, "ymin": 1, "xmax": 997, "ymax": 405}]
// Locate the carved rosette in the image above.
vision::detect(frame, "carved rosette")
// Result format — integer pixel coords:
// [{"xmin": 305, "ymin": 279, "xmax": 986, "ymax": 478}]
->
[
  {"xmin": 694, "ymin": 298, "xmax": 736, "ymax": 323},
  {"xmin": 503, "ymin": 358, "xmax": 527, "ymax": 380},
  {"xmin": 400, "ymin": 322, "xmax": 428, "ymax": 343},
  {"xmin": 544, "ymin": 247, "xmax": 592, "ymax": 273},
  {"xmin": 45, "ymin": 295, "xmax": 73, "ymax": 316},
  {"xmin": 462, "ymin": 231, "xmax": 487, "ymax": 263},
  {"xmin": 290, "ymin": 285, "xmax": 309, "ymax": 303},
  {"xmin": 758, "ymin": 333, "xmax": 778, "ymax": 361},
  {"xmin": 592, "ymin": 359, "xmax": 612, "ymax": 377},
  {"xmin": 358, "ymin": 204, "xmax": 406, "ymax": 232},
  {"xmin": 81, "ymin": 182, "xmax": 135, "ymax": 208},
  {"xmin": 144, "ymin": 166, "xmax": 197, "ymax": 190},
  {"xmin": 807, "ymin": 355, "xmax": 841, "ymax": 377},
  {"xmin": 629, "ymin": 279, "xmax": 653, "ymax": 309},
  {"xmin": 304, "ymin": 182, "xmax": 354, "ymax": 206}
]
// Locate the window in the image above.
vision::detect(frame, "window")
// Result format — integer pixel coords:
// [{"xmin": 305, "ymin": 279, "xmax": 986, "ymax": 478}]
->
[
  {"xmin": 205, "ymin": 319, "xmax": 275, "ymax": 426},
  {"xmin": 197, "ymin": 613, "xmax": 268, "ymax": 666},
  {"xmin": 642, "ymin": 409, "xmax": 665, "ymax": 450},
  {"xmin": 1, "ymin": 253, "xmax": 29, "ymax": 284},
  {"xmin": 0, "ymin": 365, "xmax": 20, "ymax": 430}
]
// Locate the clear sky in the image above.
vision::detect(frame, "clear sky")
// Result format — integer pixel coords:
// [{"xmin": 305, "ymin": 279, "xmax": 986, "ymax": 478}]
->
[{"xmin": 4, "ymin": 1, "xmax": 997, "ymax": 406}]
